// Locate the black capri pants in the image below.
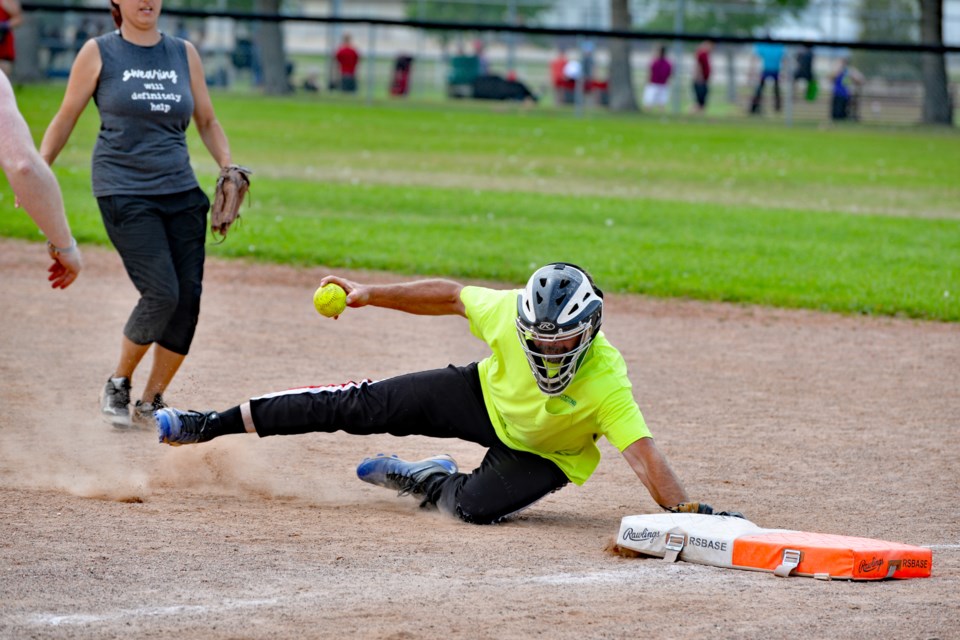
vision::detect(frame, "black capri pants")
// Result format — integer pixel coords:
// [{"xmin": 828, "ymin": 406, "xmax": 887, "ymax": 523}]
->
[
  {"xmin": 97, "ymin": 187, "xmax": 210, "ymax": 355},
  {"xmin": 249, "ymin": 363, "xmax": 570, "ymax": 524}
]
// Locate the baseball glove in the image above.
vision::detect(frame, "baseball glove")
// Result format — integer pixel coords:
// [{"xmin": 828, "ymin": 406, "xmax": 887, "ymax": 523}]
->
[
  {"xmin": 668, "ymin": 502, "xmax": 745, "ymax": 518},
  {"xmin": 210, "ymin": 164, "xmax": 252, "ymax": 241}
]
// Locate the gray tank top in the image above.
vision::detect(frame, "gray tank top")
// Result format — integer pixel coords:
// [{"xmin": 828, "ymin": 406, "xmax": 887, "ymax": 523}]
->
[{"xmin": 92, "ymin": 31, "xmax": 198, "ymax": 197}]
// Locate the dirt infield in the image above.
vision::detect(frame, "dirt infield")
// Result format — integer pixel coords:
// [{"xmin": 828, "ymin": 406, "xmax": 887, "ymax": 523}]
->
[{"xmin": 1, "ymin": 237, "xmax": 957, "ymax": 639}]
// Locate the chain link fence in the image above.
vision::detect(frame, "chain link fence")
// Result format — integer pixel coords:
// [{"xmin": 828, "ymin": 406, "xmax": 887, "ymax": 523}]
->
[{"xmin": 13, "ymin": 3, "xmax": 959, "ymax": 127}]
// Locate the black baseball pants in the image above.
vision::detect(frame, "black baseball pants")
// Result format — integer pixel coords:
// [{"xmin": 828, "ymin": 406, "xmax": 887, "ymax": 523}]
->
[{"xmin": 249, "ymin": 363, "xmax": 569, "ymax": 524}]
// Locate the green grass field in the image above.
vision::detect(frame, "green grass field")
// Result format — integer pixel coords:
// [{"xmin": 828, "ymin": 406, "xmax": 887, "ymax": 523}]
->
[{"xmin": 4, "ymin": 86, "xmax": 959, "ymax": 321}]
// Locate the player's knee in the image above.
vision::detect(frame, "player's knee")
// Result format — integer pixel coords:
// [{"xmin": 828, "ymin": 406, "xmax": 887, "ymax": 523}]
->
[
  {"xmin": 133, "ymin": 286, "xmax": 180, "ymax": 336},
  {"xmin": 453, "ymin": 506, "xmax": 497, "ymax": 525},
  {"xmin": 451, "ymin": 498, "xmax": 508, "ymax": 525},
  {"xmin": 150, "ymin": 288, "xmax": 181, "ymax": 318}
]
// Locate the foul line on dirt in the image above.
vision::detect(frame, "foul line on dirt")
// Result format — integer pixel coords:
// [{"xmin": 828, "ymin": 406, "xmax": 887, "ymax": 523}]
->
[
  {"xmin": 28, "ymin": 598, "xmax": 279, "ymax": 627},
  {"xmin": 529, "ymin": 571, "xmax": 633, "ymax": 586},
  {"xmin": 526, "ymin": 564, "xmax": 680, "ymax": 585},
  {"xmin": 21, "ymin": 545, "xmax": 960, "ymax": 627}
]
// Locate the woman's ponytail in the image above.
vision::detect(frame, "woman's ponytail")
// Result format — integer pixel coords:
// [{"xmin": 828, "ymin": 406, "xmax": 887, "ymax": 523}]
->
[{"xmin": 110, "ymin": 0, "xmax": 122, "ymax": 28}]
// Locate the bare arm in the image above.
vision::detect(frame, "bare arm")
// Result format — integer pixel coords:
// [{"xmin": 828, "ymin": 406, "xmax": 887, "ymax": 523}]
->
[
  {"xmin": 39, "ymin": 39, "xmax": 100, "ymax": 166},
  {"xmin": 1, "ymin": 71, "xmax": 82, "ymax": 288},
  {"xmin": 621, "ymin": 437, "xmax": 689, "ymax": 510},
  {"xmin": 320, "ymin": 275, "xmax": 466, "ymax": 317},
  {"xmin": 186, "ymin": 41, "xmax": 231, "ymax": 168},
  {"xmin": 1, "ymin": 0, "xmax": 22, "ymax": 28},
  {"xmin": 849, "ymin": 66, "xmax": 866, "ymax": 85}
]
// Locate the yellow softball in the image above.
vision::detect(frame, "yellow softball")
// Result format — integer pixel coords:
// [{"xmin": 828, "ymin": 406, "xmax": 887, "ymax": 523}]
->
[{"xmin": 313, "ymin": 283, "xmax": 347, "ymax": 317}]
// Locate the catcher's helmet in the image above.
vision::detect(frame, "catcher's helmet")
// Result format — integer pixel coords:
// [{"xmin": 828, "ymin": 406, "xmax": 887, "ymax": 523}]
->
[{"xmin": 516, "ymin": 263, "xmax": 603, "ymax": 395}]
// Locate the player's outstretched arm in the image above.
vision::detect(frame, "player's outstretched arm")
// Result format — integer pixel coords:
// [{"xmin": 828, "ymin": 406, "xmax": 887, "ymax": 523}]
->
[
  {"xmin": 320, "ymin": 275, "xmax": 466, "ymax": 317},
  {"xmin": 621, "ymin": 437, "xmax": 690, "ymax": 510},
  {"xmin": 0, "ymin": 71, "xmax": 83, "ymax": 288},
  {"xmin": 1, "ymin": 0, "xmax": 22, "ymax": 29},
  {"xmin": 623, "ymin": 437, "xmax": 745, "ymax": 517}
]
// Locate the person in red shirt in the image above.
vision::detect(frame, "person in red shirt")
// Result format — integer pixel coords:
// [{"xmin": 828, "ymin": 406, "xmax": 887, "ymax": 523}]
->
[
  {"xmin": 549, "ymin": 48, "xmax": 574, "ymax": 105},
  {"xmin": 692, "ymin": 40, "xmax": 713, "ymax": 113},
  {"xmin": 334, "ymin": 33, "xmax": 360, "ymax": 93},
  {"xmin": 0, "ymin": 0, "xmax": 23, "ymax": 76},
  {"xmin": 642, "ymin": 45, "xmax": 672, "ymax": 111}
]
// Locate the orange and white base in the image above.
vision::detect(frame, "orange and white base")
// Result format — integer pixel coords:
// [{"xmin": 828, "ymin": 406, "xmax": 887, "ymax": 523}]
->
[{"xmin": 616, "ymin": 513, "xmax": 932, "ymax": 580}]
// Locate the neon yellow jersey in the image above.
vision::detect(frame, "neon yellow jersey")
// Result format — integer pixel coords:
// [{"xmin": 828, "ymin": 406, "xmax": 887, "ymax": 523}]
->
[{"xmin": 461, "ymin": 286, "xmax": 652, "ymax": 485}]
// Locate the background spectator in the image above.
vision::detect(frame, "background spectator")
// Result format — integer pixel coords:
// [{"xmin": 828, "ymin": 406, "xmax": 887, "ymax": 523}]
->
[
  {"xmin": 0, "ymin": 0, "xmax": 22, "ymax": 76},
  {"xmin": 473, "ymin": 38, "xmax": 488, "ymax": 75},
  {"xmin": 642, "ymin": 45, "xmax": 672, "ymax": 111},
  {"xmin": 334, "ymin": 33, "xmax": 360, "ymax": 92},
  {"xmin": 302, "ymin": 67, "xmax": 320, "ymax": 92},
  {"xmin": 390, "ymin": 55, "xmax": 413, "ymax": 97},
  {"xmin": 691, "ymin": 40, "xmax": 712, "ymax": 113},
  {"xmin": 831, "ymin": 57, "xmax": 865, "ymax": 121},
  {"xmin": 580, "ymin": 41, "xmax": 595, "ymax": 85},
  {"xmin": 794, "ymin": 44, "xmax": 818, "ymax": 101},
  {"xmin": 550, "ymin": 48, "xmax": 572, "ymax": 105},
  {"xmin": 749, "ymin": 39, "xmax": 785, "ymax": 114}
]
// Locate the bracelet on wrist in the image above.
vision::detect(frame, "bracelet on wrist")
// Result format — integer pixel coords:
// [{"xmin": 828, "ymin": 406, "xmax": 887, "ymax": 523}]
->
[{"xmin": 47, "ymin": 237, "xmax": 78, "ymax": 254}]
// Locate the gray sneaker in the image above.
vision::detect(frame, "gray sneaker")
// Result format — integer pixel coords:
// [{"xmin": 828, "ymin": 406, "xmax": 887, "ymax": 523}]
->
[
  {"xmin": 100, "ymin": 376, "xmax": 131, "ymax": 428},
  {"xmin": 133, "ymin": 394, "xmax": 167, "ymax": 428}
]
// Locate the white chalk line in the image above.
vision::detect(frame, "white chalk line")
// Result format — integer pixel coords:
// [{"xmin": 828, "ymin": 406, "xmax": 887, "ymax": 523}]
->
[
  {"xmin": 21, "ymin": 545, "xmax": 960, "ymax": 626},
  {"xmin": 21, "ymin": 568, "xmax": 663, "ymax": 626},
  {"xmin": 27, "ymin": 598, "xmax": 278, "ymax": 627},
  {"xmin": 525, "ymin": 563, "xmax": 684, "ymax": 586},
  {"xmin": 528, "ymin": 570, "xmax": 641, "ymax": 586}
]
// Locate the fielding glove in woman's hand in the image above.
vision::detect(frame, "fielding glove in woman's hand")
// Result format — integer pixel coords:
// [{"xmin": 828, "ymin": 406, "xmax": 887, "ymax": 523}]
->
[{"xmin": 211, "ymin": 164, "xmax": 252, "ymax": 240}]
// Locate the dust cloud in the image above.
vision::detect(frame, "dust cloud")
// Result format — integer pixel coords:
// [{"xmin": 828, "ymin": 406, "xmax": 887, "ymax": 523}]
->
[{"xmin": 0, "ymin": 405, "xmax": 345, "ymax": 506}]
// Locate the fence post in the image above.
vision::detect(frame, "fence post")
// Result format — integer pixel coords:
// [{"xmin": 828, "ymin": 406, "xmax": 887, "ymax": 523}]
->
[
  {"xmin": 783, "ymin": 46, "xmax": 794, "ymax": 127},
  {"xmin": 574, "ymin": 36, "xmax": 585, "ymax": 118},
  {"xmin": 328, "ymin": 0, "xmax": 342, "ymax": 89},
  {"xmin": 366, "ymin": 23, "xmax": 376, "ymax": 106},
  {"xmin": 671, "ymin": 0, "xmax": 686, "ymax": 115}
]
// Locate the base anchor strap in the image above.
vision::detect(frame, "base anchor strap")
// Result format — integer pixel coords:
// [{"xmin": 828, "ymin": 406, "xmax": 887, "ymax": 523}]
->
[
  {"xmin": 663, "ymin": 533, "xmax": 686, "ymax": 563},
  {"xmin": 885, "ymin": 560, "xmax": 901, "ymax": 579},
  {"xmin": 774, "ymin": 548, "xmax": 803, "ymax": 577}
]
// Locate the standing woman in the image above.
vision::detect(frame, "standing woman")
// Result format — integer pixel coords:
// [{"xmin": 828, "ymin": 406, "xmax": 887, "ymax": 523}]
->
[
  {"xmin": 0, "ymin": 0, "xmax": 23, "ymax": 76},
  {"xmin": 41, "ymin": 0, "xmax": 238, "ymax": 428}
]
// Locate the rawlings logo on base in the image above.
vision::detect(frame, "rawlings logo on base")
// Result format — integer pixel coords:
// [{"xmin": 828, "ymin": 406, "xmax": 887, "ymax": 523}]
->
[
  {"xmin": 622, "ymin": 527, "xmax": 660, "ymax": 542},
  {"xmin": 857, "ymin": 557, "xmax": 883, "ymax": 573}
]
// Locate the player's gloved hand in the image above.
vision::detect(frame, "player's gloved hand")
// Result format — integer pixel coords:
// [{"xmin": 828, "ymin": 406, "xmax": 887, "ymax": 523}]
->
[
  {"xmin": 716, "ymin": 510, "xmax": 746, "ymax": 519},
  {"xmin": 667, "ymin": 502, "xmax": 746, "ymax": 519},
  {"xmin": 668, "ymin": 501, "xmax": 715, "ymax": 514}
]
